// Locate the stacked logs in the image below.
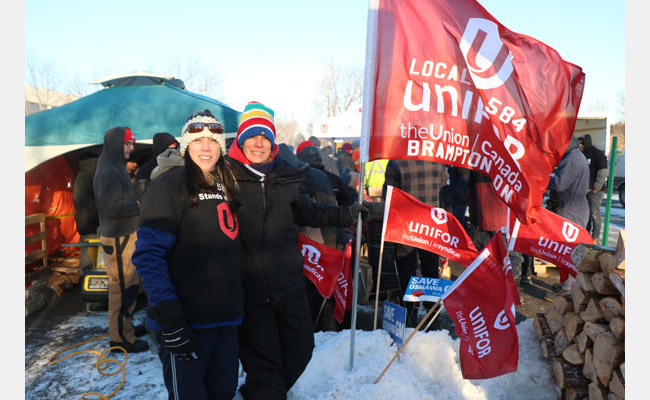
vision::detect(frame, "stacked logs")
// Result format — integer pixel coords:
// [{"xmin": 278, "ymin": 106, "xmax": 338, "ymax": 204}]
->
[{"xmin": 533, "ymin": 231, "xmax": 625, "ymax": 400}]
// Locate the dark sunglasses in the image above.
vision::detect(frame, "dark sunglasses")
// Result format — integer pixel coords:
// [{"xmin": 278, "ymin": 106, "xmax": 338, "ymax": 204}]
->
[{"xmin": 187, "ymin": 122, "xmax": 224, "ymax": 134}]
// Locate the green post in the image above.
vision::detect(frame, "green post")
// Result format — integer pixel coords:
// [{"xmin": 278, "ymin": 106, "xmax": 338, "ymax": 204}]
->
[{"xmin": 602, "ymin": 136, "xmax": 618, "ymax": 246}]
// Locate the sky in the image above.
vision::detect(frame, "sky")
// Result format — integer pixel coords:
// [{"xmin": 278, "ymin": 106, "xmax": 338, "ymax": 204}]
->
[{"xmin": 23, "ymin": 0, "xmax": 626, "ymax": 129}]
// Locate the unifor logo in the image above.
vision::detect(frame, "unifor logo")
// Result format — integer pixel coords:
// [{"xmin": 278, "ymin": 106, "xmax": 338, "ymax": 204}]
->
[
  {"xmin": 301, "ymin": 244, "xmax": 322, "ymax": 266},
  {"xmin": 459, "ymin": 18, "xmax": 514, "ymax": 90},
  {"xmin": 217, "ymin": 202, "xmax": 238, "ymax": 241},
  {"xmin": 493, "ymin": 309, "xmax": 511, "ymax": 330},
  {"xmin": 562, "ymin": 221, "xmax": 580, "ymax": 242},
  {"xmin": 320, "ymin": 124, "xmax": 328, "ymax": 133},
  {"xmin": 430, "ymin": 208, "xmax": 448, "ymax": 225}
]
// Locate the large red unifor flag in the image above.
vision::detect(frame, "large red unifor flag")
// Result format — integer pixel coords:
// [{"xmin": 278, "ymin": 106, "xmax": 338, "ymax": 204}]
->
[
  {"xmin": 363, "ymin": 0, "xmax": 585, "ymax": 224},
  {"xmin": 332, "ymin": 241, "xmax": 353, "ymax": 324},
  {"xmin": 508, "ymin": 207, "xmax": 594, "ymax": 283},
  {"xmin": 442, "ymin": 232, "xmax": 519, "ymax": 379},
  {"xmin": 299, "ymin": 234, "xmax": 347, "ymax": 298},
  {"xmin": 382, "ymin": 185, "xmax": 479, "ymax": 266}
]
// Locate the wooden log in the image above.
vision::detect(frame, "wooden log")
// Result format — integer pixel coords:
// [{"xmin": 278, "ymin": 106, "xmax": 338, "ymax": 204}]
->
[
  {"xmin": 608, "ymin": 368, "xmax": 625, "ymax": 399},
  {"xmin": 545, "ymin": 307, "xmax": 565, "ymax": 335},
  {"xmin": 554, "ymin": 359, "xmax": 589, "ymax": 389},
  {"xmin": 598, "ymin": 252, "xmax": 617, "ymax": 275},
  {"xmin": 534, "ymin": 313, "xmax": 554, "ymax": 340},
  {"xmin": 563, "ymin": 343, "xmax": 585, "ymax": 365},
  {"xmin": 563, "ymin": 312, "xmax": 584, "ymax": 342},
  {"xmin": 541, "ymin": 337, "xmax": 561, "ymax": 359},
  {"xmin": 588, "ymin": 381, "xmax": 609, "ymax": 400},
  {"xmin": 553, "ymin": 293, "xmax": 574, "ymax": 315},
  {"xmin": 599, "ymin": 297, "xmax": 622, "ymax": 322},
  {"xmin": 608, "ymin": 269, "xmax": 625, "ymax": 298},
  {"xmin": 593, "ymin": 332, "xmax": 624, "ymax": 387},
  {"xmin": 584, "ymin": 348, "xmax": 595, "ymax": 382},
  {"xmin": 576, "ymin": 272, "xmax": 597, "ymax": 295},
  {"xmin": 583, "ymin": 321, "xmax": 609, "ymax": 342},
  {"xmin": 576, "ymin": 330, "xmax": 592, "ymax": 354},
  {"xmin": 614, "ymin": 229, "xmax": 625, "ymax": 270},
  {"xmin": 591, "ymin": 272, "xmax": 618, "ymax": 296},
  {"xmin": 564, "ymin": 387, "xmax": 588, "ymax": 400},
  {"xmin": 620, "ymin": 363, "xmax": 625, "ymax": 380},
  {"xmin": 571, "ymin": 281, "xmax": 589, "ymax": 312},
  {"xmin": 579, "ymin": 297, "xmax": 606, "ymax": 323},
  {"xmin": 571, "ymin": 243, "xmax": 615, "ymax": 273},
  {"xmin": 555, "ymin": 328, "xmax": 570, "ymax": 356},
  {"xmin": 609, "ymin": 316, "xmax": 625, "ymax": 341}
]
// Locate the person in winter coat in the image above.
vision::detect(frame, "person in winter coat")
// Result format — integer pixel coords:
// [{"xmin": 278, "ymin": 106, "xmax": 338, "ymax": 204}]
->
[
  {"xmin": 548, "ymin": 137, "xmax": 590, "ymax": 228},
  {"xmin": 135, "ymin": 132, "xmax": 179, "ymax": 194},
  {"xmin": 93, "ymin": 127, "xmax": 148, "ymax": 353},
  {"xmin": 132, "ymin": 110, "xmax": 243, "ymax": 400},
  {"xmin": 73, "ymin": 152, "xmax": 100, "ymax": 272},
  {"xmin": 319, "ymin": 144, "xmax": 340, "ymax": 176},
  {"xmin": 227, "ymin": 101, "xmax": 364, "ymax": 399},
  {"xmin": 578, "ymin": 134, "xmax": 609, "ymax": 243}
]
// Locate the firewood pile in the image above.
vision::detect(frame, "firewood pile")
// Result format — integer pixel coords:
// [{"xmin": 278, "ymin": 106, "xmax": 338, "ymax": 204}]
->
[{"xmin": 533, "ymin": 230, "xmax": 625, "ymax": 400}]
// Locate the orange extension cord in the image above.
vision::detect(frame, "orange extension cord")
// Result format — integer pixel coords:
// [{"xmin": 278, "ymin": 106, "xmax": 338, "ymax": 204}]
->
[{"xmin": 48, "ymin": 334, "xmax": 129, "ymax": 400}]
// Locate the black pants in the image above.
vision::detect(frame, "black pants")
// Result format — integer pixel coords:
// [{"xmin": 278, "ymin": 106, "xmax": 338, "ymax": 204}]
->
[
  {"xmin": 157, "ymin": 326, "xmax": 239, "ymax": 400},
  {"xmin": 397, "ymin": 248, "xmax": 439, "ymax": 327},
  {"xmin": 239, "ymin": 294, "xmax": 314, "ymax": 400}
]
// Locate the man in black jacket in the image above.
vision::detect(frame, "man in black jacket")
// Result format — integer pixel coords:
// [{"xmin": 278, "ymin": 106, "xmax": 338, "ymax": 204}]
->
[
  {"xmin": 73, "ymin": 152, "xmax": 99, "ymax": 273},
  {"xmin": 93, "ymin": 127, "xmax": 148, "ymax": 353},
  {"xmin": 578, "ymin": 134, "xmax": 609, "ymax": 243},
  {"xmin": 227, "ymin": 101, "xmax": 364, "ymax": 399}
]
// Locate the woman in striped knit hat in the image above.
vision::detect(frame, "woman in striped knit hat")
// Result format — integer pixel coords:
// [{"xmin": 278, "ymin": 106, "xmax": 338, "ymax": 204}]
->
[{"xmin": 228, "ymin": 101, "xmax": 364, "ymax": 399}]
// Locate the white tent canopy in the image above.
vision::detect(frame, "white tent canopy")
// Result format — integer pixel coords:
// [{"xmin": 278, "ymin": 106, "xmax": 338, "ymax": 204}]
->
[{"xmin": 312, "ymin": 108, "xmax": 362, "ymax": 139}]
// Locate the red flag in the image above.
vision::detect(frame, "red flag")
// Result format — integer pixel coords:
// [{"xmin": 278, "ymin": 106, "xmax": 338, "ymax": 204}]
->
[
  {"xmin": 332, "ymin": 241, "xmax": 353, "ymax": 324},
  {"xmin": 383, "ymin": 185, "xmax": 479, "ymax": 266},
  {"xmin": 299, "ymin": 234, "xmax": 346, "ymax": 298},
  {"xmin": 508, "ymin": 207, "xmax": 594, "ymax": 283},
  {"xmin": 365, "ymin": 0, "xmax": 584, "ymax": 224},
  {"xmin": 442, "ymin": 232, "xmax": 519, "ymax": 379}
]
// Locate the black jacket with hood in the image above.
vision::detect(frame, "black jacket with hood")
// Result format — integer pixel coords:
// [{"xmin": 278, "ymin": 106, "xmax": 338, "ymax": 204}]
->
[
  {"xmin": 578, "ymin": 134, "xmax": 609, "ymax": 191},
  {"xmin": 73, "ymin": 153, "xmax": 99, "ymax": 235},
  {"xmin": 229, "ymin": 156, "xmax": 345, "ymax": 304},
  {"xmin": 93, "ymin": 127, "xmax": 141, "ymax": 237}
]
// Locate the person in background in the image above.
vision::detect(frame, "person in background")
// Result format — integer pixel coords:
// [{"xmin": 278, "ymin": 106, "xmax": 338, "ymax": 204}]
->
[
  {"xmin": 133, "ymin": 110, "xmax": 243, "ymax": 400},
  {"xmin": 381, "ymin": 159, "xmax": 448, "ymax": 328},
  {"xmin": 546, "ymin": 137, "xmax": 590, "ymax": 294},
  {"xmin": 227, "ymin": 101, "xmax": 365, "ymax": 399},
  {"xmin": 126, "ymin": 156, "xmax": 138, "ymax": 185},
  {"xmin": 578, "ymin": 134, "xmax": 609, "ymax": 244},
  {"xmin": 336, "ymin": 142, "xmax": 357, "ymax": 176},
  {"xmin": 135, "ymin": 132, "xmax": 179, "ymax": 194},
  {"xmin": 319, "ymin": 144, "xmax": 339, "ymax": 176},
  {"xmin": 93, "ymin": 127, "xmax": 148, "ymax": 353},
  {"xmin": 73, "ymin": 152, "xmax": 100, "ymax": 274}
]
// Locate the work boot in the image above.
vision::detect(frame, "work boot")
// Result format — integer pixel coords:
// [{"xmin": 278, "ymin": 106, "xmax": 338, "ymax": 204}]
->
[
  {"xmin": 109, "ymin": 339, "xmax": 149, "ymax": 353},
  {"xmin": 520, "ymin": 275, "xmax": 532, "ymax": 285},
  {"xmin": 134, "ymin": 324, "xmax": 147, "ymax": 337}
]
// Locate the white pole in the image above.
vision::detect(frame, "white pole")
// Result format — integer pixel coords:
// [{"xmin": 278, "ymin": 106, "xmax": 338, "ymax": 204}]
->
[{"xmin": 348, "ymin": 0, "xmax": 380, "ymax": 371}]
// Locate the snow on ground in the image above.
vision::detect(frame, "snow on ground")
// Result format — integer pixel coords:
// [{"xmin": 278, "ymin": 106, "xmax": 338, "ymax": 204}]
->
[{"xmin": 26, "ymin": 310, "xmax": 557, "ymax": 400}]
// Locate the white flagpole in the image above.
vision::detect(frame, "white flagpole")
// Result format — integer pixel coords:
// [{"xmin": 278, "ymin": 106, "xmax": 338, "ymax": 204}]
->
[
  {"xmin": 348, "ymin": 0, "xmax": 379, "ymax": 372},
  {"xmin": 373, "ymin": 185, "xmax": 393, "ymax": 329}
]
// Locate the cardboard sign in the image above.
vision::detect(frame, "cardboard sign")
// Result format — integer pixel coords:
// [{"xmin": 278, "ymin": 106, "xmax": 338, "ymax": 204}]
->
[
  {"xmin": 403, "ymin": 276, "xmax": 454, "ymax": 302},
  {"xmin": 382, "ymin": 301, "xmax": 406, "ymax": 346}
]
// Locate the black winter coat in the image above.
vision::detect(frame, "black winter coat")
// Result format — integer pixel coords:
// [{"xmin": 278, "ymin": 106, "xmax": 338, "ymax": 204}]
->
[
  {"xmin": 73, "ymin": 156, "xmax": 99, "ymax": 235},
  {"xmin": 230, "ymin": 157, "xmax": 343, "ymax": 304}
]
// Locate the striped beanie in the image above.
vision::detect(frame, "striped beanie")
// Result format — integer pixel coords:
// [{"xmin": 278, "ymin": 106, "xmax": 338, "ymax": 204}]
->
[{"xmin": 237, "ymin": 101, "xmax": 276, "ymax": 148}]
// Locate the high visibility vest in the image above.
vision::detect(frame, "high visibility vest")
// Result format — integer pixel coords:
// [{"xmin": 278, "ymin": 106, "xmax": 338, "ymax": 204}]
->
[{"xmin": 363, "ymin": 159, "xmax": 389, "ymax": 194}]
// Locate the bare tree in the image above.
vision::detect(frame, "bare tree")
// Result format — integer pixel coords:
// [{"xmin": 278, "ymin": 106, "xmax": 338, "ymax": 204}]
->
[
  {"xmin": 314, "ymin": 59, "xmax": 363, "ymax": 118},
  {"xmin": 159, "ymin": 57, "xmax": 223, "ymax": 99},
  {"xmin": 25, "ymin": 54, "xmax": 67, "ymax": 113},
  {"xmin": 275, "ymin": 116, "xmax": 305, "ymax": 147}
]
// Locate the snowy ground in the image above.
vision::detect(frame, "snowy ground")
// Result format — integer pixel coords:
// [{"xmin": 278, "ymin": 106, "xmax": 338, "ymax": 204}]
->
[{"xmin": 25, "ymin": 309, "xmax": 558, "ymax": 400}]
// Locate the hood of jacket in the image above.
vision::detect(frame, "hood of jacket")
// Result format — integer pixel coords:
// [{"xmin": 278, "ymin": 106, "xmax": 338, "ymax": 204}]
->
[
  {"xmin": 564, "ymin": 137, "xmax": 581, "ymax": 158},
  {"xmin": 278, "ymin": 143, "xmax": 309, "ymax": 171},
  {"xmin": 98, "ymin": 127, "xmax": 129, "ymax": 167},
  {"xmin": 578, "ymin": 134, "xmax": 593, "ymax": 151},
  {"xmin": 151, "ymin": 148, "xmax": 185, "ymax": 180}
]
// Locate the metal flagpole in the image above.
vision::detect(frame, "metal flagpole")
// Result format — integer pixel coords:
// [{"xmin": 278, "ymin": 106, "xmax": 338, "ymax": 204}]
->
[{"xmin": 348, "ymin": 0, "xmax": 379, "ymax": 371}]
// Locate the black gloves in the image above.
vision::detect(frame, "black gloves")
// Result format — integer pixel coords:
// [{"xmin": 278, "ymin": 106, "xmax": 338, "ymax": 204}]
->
[
  {"xmin": 339, "ymin": 201, "xmax": 371, "ymax": 226},
  {"xmin": 148, "ymin": 300, "xmax": 199, "ymax": 361}
]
